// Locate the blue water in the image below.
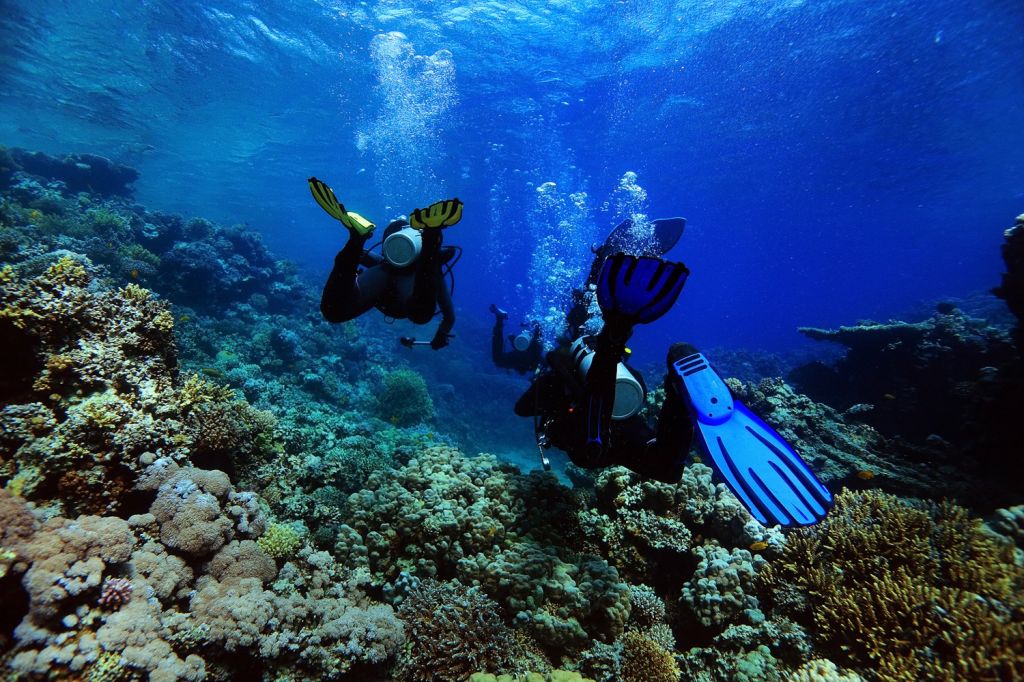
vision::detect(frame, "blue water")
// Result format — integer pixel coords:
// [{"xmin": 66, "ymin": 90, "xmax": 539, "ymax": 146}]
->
[{"xmin": 2, "ymin": 0, "xmax": 1022, "ymax": 357}]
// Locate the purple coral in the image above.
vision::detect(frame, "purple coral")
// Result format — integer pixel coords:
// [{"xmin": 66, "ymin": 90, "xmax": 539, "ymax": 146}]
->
[{"xmin": 98, "ymin": 577, "xmax": 133, "ymax": 610}]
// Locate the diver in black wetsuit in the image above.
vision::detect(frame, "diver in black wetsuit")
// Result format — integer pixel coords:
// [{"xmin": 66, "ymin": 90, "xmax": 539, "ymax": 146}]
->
[
  {"xmin": 309, "ymin": 177, "xmax": 463, "ymax": 350},
  {"xmin": 517, "ymin": 250, "xmax": 834, "ymax": 527},
  {"xmin": 489, "ymin": 304, "xmax": 543, "ymax": 374},
  {"xmin": 515, "ymin": 337, "xmax": 697, "ymax": 483},
  {"xmin": 514, "ymin": 253, "xmax": 694, "ymax": 483}
]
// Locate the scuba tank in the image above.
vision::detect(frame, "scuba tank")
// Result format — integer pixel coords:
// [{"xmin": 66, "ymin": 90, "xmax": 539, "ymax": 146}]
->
[
  {"xmin": 382, "ymin": 226, "xmax": 422, "ymax": 267},
  {"xmin": 569, "ymin": 336, "xmax": 645, "ymax": 420},
  {"xmin": 511, "ymin": 330, "xmax": 532, "ymax": 352}
]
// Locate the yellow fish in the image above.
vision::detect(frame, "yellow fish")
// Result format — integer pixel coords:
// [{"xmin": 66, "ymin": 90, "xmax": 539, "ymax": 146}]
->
[
  {"xmin": 749, "ymin": 541, "xmax": 769, "ymax": 552},
  {"xmin": 856, "ymin": 470, "xmax": 875, "ymax": 480}
]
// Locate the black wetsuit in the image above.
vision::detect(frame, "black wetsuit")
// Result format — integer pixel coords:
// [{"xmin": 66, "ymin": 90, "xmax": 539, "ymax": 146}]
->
[
  {"xmin": 320, "ymin": 221, "xmax": 455, "ymax": 348},
  {"xmin": 515, "ymin": 348, "xmax": 693, "ymax": 483},
  {"xmin": 492, "ymin": 318, "xmax": 543, "ymax": 374}
]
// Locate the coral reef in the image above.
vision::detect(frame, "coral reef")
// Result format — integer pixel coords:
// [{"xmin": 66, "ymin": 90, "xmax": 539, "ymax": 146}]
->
[
  {"xmin": 761, "ymin": 489, "xmax": 1024, "ymax": 681},
  {"xmin": 397, "ymin": 578, "xmax": 524, "ymax": 681},
  {"xmin": 728, "ymin": 376, "xmax": 1019, "ymax": 507},
  {"xmin": 993, "ymin": 214, "xmax": 1024, "ymax": 351},
  {"xmin": 2, "ymin": 147, "xmax": 139, "ymax": 198},
  {"xmin": 0, "ymin": 255, "xmax": 277, "ymax": 516},
  {"xmin": 790, "ymin": 291, "xmax": 1024, "ymax": 508},
  {"xmin": 793, "ymin": 309, "xmax": 1015, "ymax": 442},
  {"xmin": 336, "ymin": 447, "xmax": 630, "ymax": 653},
  {"xmin": 3, "ymin": 149, "xmax": 1022, "ymax": 682}
]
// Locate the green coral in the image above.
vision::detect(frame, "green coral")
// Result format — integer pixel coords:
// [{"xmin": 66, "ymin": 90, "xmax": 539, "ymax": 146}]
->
[
  {"xmin": 257, "ymin": 522, "xmax": 304, "ymax": 559},
  {"xmin": 87, "ymin": 652, "xmax": 129, "ymax": 682},
  {"xmin": 376, "ymin": 368, "xmax": 434, "ymax": 426}
]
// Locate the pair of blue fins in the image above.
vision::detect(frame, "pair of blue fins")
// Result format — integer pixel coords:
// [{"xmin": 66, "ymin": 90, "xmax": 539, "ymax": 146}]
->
[{"xmin": 594, "ymin": 218, "xmax": 832, "ymax": 527}]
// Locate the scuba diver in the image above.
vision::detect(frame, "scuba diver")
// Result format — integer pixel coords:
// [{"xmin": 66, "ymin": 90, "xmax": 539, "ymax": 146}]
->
[
  {"xmin": 309, "ymin": 177, "xmax": 463, "ymax": 350},
  {"xmin": 489, "ymin": 303, "xmax": 544, "ymax": 374},
  {"xmin": 517, "ymin": 251, "xmax": 833, "ymax": 527}
]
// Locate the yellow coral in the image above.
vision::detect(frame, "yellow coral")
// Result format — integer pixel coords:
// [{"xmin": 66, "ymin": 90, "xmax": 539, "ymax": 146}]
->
[
  {"xmin": 45, "ymin": 255, "xmax": 90, "ymax": 287},
  {"xmin": 620, "ymin": 630, "xmax": 679, "ymax": 682},
  {"xmin": 178, "ymin": 373, "xmax": 236, "ymax": 409},
  {"xmin": 152, "ymin": 309, "xmax": 175, "ymax": 333},
  {"xmin": 764, "ymin": 490, "xmax": 1024, "ymax": 681},
  {"xmin": 119, "ymin": 282, "xmax": 151, "ymax": 302},
  {"xmin": 88, "ymin": 651, "xmax": 129, "ymax": 682},
  {"xmin": 257, "ymin": 523, "xmax": 304, "ymax": 559}
]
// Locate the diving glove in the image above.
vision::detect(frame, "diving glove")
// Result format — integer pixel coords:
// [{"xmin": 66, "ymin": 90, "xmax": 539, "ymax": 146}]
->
[
  {"xmin": 308, "ymin": 177, "xmax": 376, "ymax": 237},
  {"xmin": 410, "ymin": 198, "xmax": 464, "ymax": 229}
]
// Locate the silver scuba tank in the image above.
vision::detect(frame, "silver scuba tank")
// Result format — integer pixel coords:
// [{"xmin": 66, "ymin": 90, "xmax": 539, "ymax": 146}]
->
[
  {"xmin": 382, "ymin": 226, "xmax": 422, "ymax": 267},
  {"xmin": 512, "ymin": 331, "xmax": 532, "ymax": 352},
  {"xmin": 569, "ymin": 335, "xmax": 645, "ymax": 420}
]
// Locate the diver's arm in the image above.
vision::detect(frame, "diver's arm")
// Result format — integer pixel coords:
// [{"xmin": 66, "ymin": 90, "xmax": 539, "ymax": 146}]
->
[
  {"xmin": 491, "ymin": 316, "xmax": 507, "ymax": 363},
  {"xmin": 582, "ymin": 319, "xmax": 635, "ymax": 457},
  {"xmin": 360, "ymin": 251, "xmax": 384, "ymax": 267},
  {"xmin": 431, "ymin": 276, "xmax": 455, "ymax": 350}
]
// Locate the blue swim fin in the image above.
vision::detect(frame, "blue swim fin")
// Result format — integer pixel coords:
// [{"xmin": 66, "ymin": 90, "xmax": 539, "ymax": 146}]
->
[
  {"xmin": 671, "ymin": 353, "xmax": 833, "ymax": 527},
  {"xmin": 652, "ymin": 217, "xmax": 686, "ymax": 256},
  {"xmin": 597, "ymin": 253, "xmax": 689, "ymax": 325}
]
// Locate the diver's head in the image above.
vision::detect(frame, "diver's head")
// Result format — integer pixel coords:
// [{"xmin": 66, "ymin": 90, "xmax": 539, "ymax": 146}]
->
[
  {"xmin": 666, "ymin": 342, "xmax": 700, "ymax": 371},
  {"xmin": 382, "ymin": 219, "xmax": 421, "ymax": 268},
  {"xmin": 570, "ymin": 335, "xmax": 645, "ymax": 420}
]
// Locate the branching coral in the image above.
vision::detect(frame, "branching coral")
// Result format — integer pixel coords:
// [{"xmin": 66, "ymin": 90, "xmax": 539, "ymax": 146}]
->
[
  {"xmin": 619, "ymin": 630, "xmax": 679, "ymax": 682},
  {"xmin": 761, "ymin": 490, "xmax": 1024, "ymax": 681},
  {"xmin": 397, "ymin": 578, "xmax": 524, "ymax": 681}
]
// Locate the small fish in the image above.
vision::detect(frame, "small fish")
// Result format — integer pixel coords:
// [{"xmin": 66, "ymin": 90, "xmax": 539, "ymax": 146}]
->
[
  {"xmin": 691, "ymin": 454, "xmax": 702, "ymax": 464},
  {"xmin": 178, "ymin": 314, "xmax": 191, "ymax": 323},
  {"xmin": 201, "ymin": 367, "xmax": 225, "ymax": 378},
  {"xmin": 856, "ymin": 470, "xmax": 875, "ymax": 480},
  {"xmin": 130, "ymin": 269, "xmax": 139, "ymax": 279},
  {"xmin": 749, "ymin": 541, "xmax": 769, "ymax": 552},
  {"xmin": 883, "ymin": 393, "xmax": 896, "ymax": 401}
]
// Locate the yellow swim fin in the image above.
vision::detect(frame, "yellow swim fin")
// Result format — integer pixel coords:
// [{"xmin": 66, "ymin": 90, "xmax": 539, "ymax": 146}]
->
[
  {"xmin": 308, "ymin": 177, "xmax": 375, "ymax": 236},
  {"xmin": 410, "ymin": 198, "xmax": 463, "ymax": 229}
]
